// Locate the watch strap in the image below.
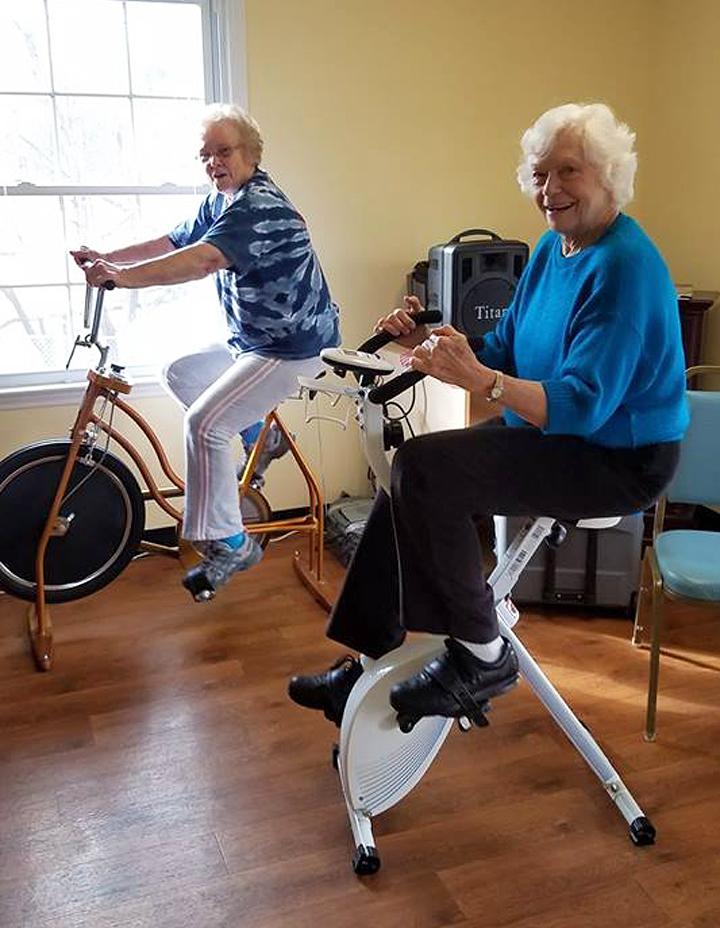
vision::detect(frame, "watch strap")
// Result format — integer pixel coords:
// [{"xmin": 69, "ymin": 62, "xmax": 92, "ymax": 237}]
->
[{"xmin": 486, "ymin": 369, "xmax": 504, "ymax": 403}]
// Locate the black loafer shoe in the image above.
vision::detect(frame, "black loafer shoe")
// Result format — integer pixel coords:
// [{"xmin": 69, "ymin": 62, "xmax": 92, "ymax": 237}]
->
[
  {"xmin": 390, "ymin": 638, "xmax": 519, "ymax": 722},
  {"xmin": 288, "ymin": 655, "xmax": 363, "ymax": 726}
]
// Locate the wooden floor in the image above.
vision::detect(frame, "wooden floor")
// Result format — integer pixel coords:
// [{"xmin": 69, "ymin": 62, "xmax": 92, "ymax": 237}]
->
[{"xmin": 1, "ymin": 539, "xmax": 719, "ymax": 928}]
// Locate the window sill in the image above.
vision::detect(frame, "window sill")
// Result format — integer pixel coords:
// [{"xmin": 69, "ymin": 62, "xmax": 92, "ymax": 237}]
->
[{"xmin": 0, "ymin": 376, "xmax": 167, "ymax": 410}]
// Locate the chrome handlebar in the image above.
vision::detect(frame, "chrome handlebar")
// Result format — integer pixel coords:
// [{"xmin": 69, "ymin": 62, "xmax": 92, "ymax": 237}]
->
[{"xmin": 66, "ymin": 279, "xmax": 115, "ymax": 372}]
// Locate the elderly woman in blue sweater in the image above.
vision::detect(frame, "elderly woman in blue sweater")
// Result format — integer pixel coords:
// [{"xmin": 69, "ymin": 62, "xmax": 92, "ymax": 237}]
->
[{"xmin": 288, "ymin": 102, "xmax": 688, "ymax": 727}]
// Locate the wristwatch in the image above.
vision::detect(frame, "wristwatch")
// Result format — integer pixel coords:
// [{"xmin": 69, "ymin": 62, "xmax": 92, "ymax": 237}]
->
[{"xmin": 486, "ymin": 369, "xmax": 504, "ymax": 403}]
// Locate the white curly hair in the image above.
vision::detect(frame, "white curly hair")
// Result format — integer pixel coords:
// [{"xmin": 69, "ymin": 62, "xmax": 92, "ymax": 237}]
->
[{"xmin": 516, "ymin": 103, "xmax": 637, "ymax": 208}]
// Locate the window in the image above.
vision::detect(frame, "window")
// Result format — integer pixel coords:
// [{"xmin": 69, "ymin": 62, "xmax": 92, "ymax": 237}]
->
[{"xmin": 0, "ymin": 0, "xmax": 233, "ymax": 400}]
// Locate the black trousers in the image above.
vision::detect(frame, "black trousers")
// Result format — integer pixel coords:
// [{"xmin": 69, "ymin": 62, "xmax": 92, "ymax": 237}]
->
[{"xmin": 326, "ymin": 423, "xmax": 679, "ymax": 659}]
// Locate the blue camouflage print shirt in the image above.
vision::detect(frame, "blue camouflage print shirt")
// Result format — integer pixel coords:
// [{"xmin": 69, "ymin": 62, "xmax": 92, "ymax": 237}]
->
[{"xmin": 168, "ymin": 169, "xmax": 340, "ymax": 359}]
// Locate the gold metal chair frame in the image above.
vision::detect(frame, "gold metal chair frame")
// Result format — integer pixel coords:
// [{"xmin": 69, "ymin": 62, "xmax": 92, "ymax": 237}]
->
[
  {"xmin": 29, "ymin": 366, "xmax": 331, "ymax": 672},
  {"xmin": 631, "ymin": 364, "xmax": 720, "ymax": 741}
]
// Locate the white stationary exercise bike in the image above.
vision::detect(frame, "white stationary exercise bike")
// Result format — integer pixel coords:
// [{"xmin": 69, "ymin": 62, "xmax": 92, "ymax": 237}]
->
[{"xmin": 299, "ymin": 313, "xmax": 655, "ymax": 876}]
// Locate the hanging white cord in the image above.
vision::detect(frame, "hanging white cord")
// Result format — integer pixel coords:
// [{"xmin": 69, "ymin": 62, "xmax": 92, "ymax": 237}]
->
[
  {"xmin": 309, "ymin": 389, "xmax": 328, "ymax": 514},
  {"xmin": 270, "ymin": 388, "xmax": 339, "ymax": 544},
  {"xmin": 303, "ymin": 387, "xmax": 351, "ymax": 429}
]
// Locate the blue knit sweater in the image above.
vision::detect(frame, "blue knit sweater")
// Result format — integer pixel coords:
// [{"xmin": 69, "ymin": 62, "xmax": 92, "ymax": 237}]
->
[{"xmin": 478, "ymin": 214, "xmax": 689, "ymax": 447}]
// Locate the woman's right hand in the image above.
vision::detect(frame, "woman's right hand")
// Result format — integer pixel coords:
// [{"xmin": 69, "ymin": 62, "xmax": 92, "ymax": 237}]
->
[
  {"xmin": 69, "ymin": 246, "xmax": 104, "ymax": 269},
  {"xmin": 374, "ymin": 295, "xmax": 431, "ymax": 348}
]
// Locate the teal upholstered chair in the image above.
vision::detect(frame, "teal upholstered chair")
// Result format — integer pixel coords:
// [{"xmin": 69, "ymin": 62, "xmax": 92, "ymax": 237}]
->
[{"xmin": 632, "ymin": 366, "xmax": 720, "ymax": 741}]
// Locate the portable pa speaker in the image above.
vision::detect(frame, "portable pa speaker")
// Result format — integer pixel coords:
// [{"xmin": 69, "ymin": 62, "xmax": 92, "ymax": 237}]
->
[{"xmin": 427, "ymin": 229, "xmax": 529, "ymax": 340}]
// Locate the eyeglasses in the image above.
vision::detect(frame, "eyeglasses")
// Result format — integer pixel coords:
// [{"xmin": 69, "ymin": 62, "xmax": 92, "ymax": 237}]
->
[{"xmin": 196, "ymin": 145, "xmax": 243, "ymax": 165}]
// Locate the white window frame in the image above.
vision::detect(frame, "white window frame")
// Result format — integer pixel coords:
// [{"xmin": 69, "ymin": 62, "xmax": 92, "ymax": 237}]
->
[{"xmin": 0, "ymin": 0, "xmax": 244, "ymax": 409}]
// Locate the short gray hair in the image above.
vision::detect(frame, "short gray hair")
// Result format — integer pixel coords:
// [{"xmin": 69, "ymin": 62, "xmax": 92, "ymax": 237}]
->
[
  {"xmin": 516, "ymin": 103, "xmax": 637, "ymax": 208},
  {"xmin": 201, "ymin": 103, "xmax": 264, "ymax": 165}
]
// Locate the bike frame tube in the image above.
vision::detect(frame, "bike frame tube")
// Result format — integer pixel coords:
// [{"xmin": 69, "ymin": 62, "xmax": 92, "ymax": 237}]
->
[
  {"xmin": 30, "ymin": 370, "xmax": 129, "ymax": 667},
  {"xmin": 105, "ymin": 395, "xmax": 185, "ymax": 490},
  {"xmin": 29, "ymin": 369, "xmax": 330, "ymax": 669},
  {"xmin": 26, "ymin": 277, "xmax": 330, "ymax": 668},
  {"xmin": 91, "ymin": 414, "xmax": 184, "ymax": 523},
  {"xmin": 238, "ymin": 411, "xmax": 325, "ymax": 578}
]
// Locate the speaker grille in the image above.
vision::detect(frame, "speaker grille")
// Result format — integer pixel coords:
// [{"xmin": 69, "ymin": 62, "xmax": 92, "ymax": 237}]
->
[
  {"xmin": 441, "ymin": 240, "xmax": 528, "ymax": 339},
  {"xmin": 461, "ymin": 275, "xmax": 517, "ymax": 338}
]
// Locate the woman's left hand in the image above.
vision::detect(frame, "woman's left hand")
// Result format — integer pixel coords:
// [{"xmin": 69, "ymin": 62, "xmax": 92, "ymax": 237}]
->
[
  {"xmin": 408, "ymin": 325, "xmax": 493, "ymax": 392},
  {"xmin": 83, "ymin": 258, "xmax": 124, "ymax": 288}
]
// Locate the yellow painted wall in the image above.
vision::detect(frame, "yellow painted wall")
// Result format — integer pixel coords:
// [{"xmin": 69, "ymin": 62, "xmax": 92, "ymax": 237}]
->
[
  {"xmin": 642, "ymin": 0, "xmax": 720, "ymax": 370},
  {"xmin": 237, "ymin": 0, "xmax": 654, "ymax": 502},
  {"xmin": 6, "ymin": 0, "xmax": 718, "ymax": 518},
  {"xmin": 243, "ymin": 0, "xmax": 653, "ymax": 355}
]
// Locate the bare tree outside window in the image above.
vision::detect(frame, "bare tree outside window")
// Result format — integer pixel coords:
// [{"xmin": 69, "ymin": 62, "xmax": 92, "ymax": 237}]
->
[{"xmin": 0, "ymin": 0, "xmax": 228, "ymax": 389}]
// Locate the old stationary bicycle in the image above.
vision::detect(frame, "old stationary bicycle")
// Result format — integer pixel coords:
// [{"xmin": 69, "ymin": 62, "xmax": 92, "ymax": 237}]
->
[{"xmin": 0, "ymin": 280, "xmax": 330, "ymax": 670}]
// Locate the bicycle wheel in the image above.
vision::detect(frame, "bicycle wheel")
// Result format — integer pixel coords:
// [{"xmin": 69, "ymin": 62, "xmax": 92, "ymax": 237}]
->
[
  {"xmin": 240, "ymin": 485, "xmax": 272, "ymax": 549},
  {"xmin": 0, "ymin": 440, "xmax": 145, "ymax": 603}
]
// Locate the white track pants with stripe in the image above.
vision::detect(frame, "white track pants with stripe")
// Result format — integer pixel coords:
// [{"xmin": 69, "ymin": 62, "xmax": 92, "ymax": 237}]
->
[{"xmin": 161, "ymin": 344, "xmax": 322, "ymax": 541}]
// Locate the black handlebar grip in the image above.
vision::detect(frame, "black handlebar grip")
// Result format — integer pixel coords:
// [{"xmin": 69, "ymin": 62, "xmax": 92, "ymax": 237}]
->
[
  {"xmin": 357, "ymin": 310, "xmax": 442, "ymax": 354},
  {"xmin": 367, "ymin": 369, "xmax": 426, "ymax": 405}
]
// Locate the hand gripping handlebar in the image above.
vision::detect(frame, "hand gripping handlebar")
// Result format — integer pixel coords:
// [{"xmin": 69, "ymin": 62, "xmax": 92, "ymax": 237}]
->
[
  {"xmin": 357, "ymin": 310, "xmax": 441, "ymax": 355},
  {"xmin": 361, "ymin": 310, "xmax": 441, "ymax": 405}
]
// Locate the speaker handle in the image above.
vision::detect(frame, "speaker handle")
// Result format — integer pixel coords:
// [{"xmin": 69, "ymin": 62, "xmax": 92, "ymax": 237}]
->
[{"xmin": 446, "ymin": 228, "xmax": 501, "ymax": 244}]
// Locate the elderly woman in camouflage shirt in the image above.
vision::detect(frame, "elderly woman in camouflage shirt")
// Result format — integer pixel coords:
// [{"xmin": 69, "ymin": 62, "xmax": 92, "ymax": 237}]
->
[{"xmin": 73, "ymin": 104, "xmax": 340, "ymax": 598}]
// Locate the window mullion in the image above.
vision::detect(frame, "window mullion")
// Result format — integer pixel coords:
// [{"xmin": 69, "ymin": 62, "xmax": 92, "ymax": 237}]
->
[
  {"xmin": 122, "ymin": 0, "xmax": 138, "ymax": 187},
  {"xmin": 42, "ymin": 0, "xmax": 73, "ymax": 351},
  {"xmin": 43, "ymin": 0, "xmax": 61, "ymax": 163}
]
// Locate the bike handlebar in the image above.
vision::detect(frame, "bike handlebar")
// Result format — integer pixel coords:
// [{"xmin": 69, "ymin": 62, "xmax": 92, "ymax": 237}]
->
[
  {"xmin": 357, "ymin": 310, "xmax": 441, "ymax": 354},
  {"xmin": 356, "ymin": 310, "xmax": 441, "ymax": 405},
  {"xmin": 67, "ymin": 276, "xmax": 116, "ymax": 370},
  {"xmin": 79, "ymin": 259, "xmax": 116, "ymax": 291},
  {"xmin": 368, "ymin": 369, "xmax": 426, "ymax": 405}
]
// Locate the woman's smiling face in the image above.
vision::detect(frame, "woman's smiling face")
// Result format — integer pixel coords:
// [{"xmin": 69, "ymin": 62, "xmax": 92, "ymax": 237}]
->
[{"xmin": 531, "ymin": 129, "xmax": 616, "ymax": 245}]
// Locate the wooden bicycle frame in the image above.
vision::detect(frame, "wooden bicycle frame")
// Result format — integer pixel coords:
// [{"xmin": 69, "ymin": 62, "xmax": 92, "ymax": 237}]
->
[{"xmin": 28, "ymin": 367, "xmax": 330, "ymax": 671}]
